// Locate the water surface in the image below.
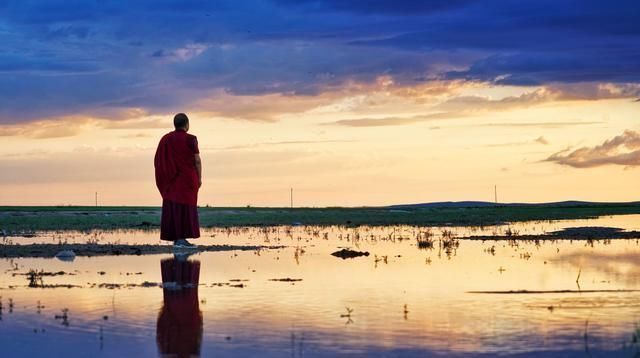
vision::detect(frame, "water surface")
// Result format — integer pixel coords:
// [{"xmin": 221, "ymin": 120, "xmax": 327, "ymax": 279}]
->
[{"xmin": 1, "ymin": 215, "xmax": 640, "ymax": 357}]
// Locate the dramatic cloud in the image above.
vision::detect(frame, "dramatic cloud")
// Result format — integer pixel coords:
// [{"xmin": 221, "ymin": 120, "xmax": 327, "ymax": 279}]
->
[
  {"xmin": 546, "ymin": 130, "xmax": 640, "ymax": 168},
  {"xmin": 552, "ymin": 83, "xmax": 640, "ymax": 101},
  {"xmin": 435, "ymin": 88, "xmax": 558, "ymax": 112},
  {"xmin": 0, "ymin": 116, "xmax": 170, "ymax": 138},
  {"xmin": 0, "ymin": 0, "xmax": 639, "ymax": 124},
  {"xmin": 193, "ymin": 90, "xmax": 344, "ymax": 122}
]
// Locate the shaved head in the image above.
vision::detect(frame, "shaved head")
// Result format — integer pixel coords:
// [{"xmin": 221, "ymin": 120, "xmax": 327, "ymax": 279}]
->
[{"xmin": 173, "ymin": 113, "xmax": 189, "ymax": 129}]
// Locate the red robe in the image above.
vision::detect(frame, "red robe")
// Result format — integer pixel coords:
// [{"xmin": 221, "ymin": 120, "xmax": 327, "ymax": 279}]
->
[
  {"xmin": 157, "ymin": 258, "xmax": 202, "ymax": 357},
  {"xmin": 154, "ymin": 129, "xmax": 201, "ymax": 241}
]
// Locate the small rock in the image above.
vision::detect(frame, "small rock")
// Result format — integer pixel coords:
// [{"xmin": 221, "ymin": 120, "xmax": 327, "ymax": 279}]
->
[
  {"xmin": 331, "ymin": 249, "xmax": 370, "ymax": 259},
  {"xmin": 55, "ymin": 250, "xmax": 76, "ymax": 262}
]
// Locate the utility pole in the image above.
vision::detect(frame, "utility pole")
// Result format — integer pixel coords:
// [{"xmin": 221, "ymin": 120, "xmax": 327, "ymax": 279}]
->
[
  {"xmin": 290, "ymin": 188, "xmax": 293, "ymax": 208},
  {"xmin": 95, "ymin": 191, "xmax": 98, "ymax": 207},
  {"xmin": 494, "ymin": 185, "xmax": 498, "ymax": 204}
]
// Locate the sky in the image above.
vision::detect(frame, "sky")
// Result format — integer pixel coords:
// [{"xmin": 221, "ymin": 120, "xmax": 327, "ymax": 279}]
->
[{"xmin": 0, "ymin": 0, "xmax": 639, "ymax": 206}]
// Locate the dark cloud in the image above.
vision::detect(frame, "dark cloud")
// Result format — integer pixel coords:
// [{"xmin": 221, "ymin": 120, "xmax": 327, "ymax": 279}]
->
[
  {"xmin": 447, "ymin": 52, "xmax": 640, "ymax": 85},
  {"xmin": 0, "ymin": 0, "xmax": 639, "ymax": 123},
  {"xmin": 273, "ymin": 0, "xmax": 475, "ymax": 15},
  {"xmin": 546, "ymin": 130, "xmax": 640, "ymax": 168}
]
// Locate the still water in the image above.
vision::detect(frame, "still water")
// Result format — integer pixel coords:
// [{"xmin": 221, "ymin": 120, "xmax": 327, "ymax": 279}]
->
[{"xmin": 1, "ymin": 215, "xmax": 640, "ymax": 357}]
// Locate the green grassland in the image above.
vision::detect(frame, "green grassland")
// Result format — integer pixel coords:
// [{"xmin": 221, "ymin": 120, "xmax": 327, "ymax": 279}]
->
[{"xmin": 1, "ymin": 203, "xmax": 640, "ymax": 231}]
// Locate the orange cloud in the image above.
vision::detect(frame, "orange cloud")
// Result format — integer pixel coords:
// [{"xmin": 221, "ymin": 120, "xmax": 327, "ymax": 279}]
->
[
  {"xmin": 546, "ymin": 130, "xmax": 640, "ymax": 168},
  {"xmin": 0, "ymin": 117, "xmax": 90, "ymax": 139},
  {"xmin": 191, "ymin": 79, "xmax": 475, "ymax": 121},
  {"xmin": 0, "ymin": 114, "xmax": 172, "ymax": 139},
  {"xmin": 0, "ymin": 79, "xmax": 634, "ymax": 139}
]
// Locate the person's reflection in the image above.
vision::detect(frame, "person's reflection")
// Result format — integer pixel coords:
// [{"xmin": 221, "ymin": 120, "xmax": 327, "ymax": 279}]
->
[{"xmin": 157, "ymin": 254, "xmax": 203, "ymax": 358}]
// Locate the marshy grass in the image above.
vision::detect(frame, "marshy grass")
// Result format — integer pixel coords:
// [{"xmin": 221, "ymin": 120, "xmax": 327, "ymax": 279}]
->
[
  {"xmin": 416, "ymin": 230, "xmax": 434, "ymax": 250},
  {"xmin": 3, "ymin": 203, "xmax": 640, "ymax": 231},
  {"xmin": 26, "ymin": 270, "xmax": 44, "ymax": 288},
  {"xmin": 440, "ymin": 230, "xmax": 460, "ymax": 258}
]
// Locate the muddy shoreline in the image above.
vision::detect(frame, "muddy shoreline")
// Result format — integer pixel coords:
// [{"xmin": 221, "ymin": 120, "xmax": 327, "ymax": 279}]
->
[
  {"xmin": 463, "ymin": 226, "xmax": 640, "ymax": 241},
  {"xmin": 0, "ymin": 243, "xmax": 283, "ymax": 258}
]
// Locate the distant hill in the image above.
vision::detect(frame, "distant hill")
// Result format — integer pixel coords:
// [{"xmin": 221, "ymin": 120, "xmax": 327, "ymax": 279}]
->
[{"xmin": 388, "ymin": 200, "xmax": 640, "ymax": 209}]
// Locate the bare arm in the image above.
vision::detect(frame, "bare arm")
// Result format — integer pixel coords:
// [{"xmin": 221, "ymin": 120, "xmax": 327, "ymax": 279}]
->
[{"xmin": 195, "ymin": 153, "xmax": 202, "ymax": 188}]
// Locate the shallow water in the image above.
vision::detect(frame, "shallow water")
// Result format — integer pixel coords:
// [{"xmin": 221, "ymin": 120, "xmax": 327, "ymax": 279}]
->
[{"xmin": 1, "ymin": 215, "xmax": 640, "ymax": 357}]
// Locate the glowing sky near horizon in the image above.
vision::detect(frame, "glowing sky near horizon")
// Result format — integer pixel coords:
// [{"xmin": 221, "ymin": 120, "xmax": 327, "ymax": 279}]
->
[{"xmin": 0, "ymin": 0, "xmax": 639, "ymax": 206}]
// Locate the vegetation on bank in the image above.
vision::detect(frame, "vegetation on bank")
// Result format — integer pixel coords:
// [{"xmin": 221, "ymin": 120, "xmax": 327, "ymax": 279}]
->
[{"xmin": 1, "ymin": 203, "xmax": 640, "ymax": 231}]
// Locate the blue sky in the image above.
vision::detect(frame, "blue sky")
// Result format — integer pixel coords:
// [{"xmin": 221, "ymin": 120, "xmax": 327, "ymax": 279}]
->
[{"xmin": 1, "ymin": 0, "xmax": 639, "ymax": 123}]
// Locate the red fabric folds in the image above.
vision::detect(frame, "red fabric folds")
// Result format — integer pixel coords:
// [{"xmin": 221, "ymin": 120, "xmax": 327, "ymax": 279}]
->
[
  {"xmin": 157, "ymin": 258, "xmax": 202, "ymax": 358},
  {"xmin": 154, "ymin": 129, "xmax": 200, "ymax": 206},
  {"xmin": 155, "ymin": 129, "xmax": 201, "ymax": 241},
  {"xmin": 160, "ymin": 199, "xmax": 200, "ymax": 241}
]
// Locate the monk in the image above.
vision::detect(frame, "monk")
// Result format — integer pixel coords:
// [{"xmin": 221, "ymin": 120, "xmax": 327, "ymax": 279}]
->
[{"xmin": 154, "ymin": 113, "xmax": 202, "ymax": 248}]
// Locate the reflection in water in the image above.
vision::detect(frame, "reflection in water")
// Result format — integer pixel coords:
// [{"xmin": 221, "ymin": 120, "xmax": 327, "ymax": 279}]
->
[
  {"xmin": 157, "ymin": 255, "xmax": 203, "ymax": 358},
  {"xmin": 3, "ymin": 218, "xmax": 640, "ymax": 356}
]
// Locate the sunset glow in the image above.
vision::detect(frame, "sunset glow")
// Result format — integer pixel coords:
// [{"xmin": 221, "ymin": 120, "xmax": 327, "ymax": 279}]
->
[{"xmin": 1, "ymin": 1, "xmax": 638, "ymax": 206}]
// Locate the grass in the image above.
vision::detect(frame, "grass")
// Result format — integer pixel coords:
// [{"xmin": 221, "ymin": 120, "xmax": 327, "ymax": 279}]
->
[
  {"xmin": 1, "ymin": 203, "xmax": 640, "ymax": 231},
  {"xmin": 416, "ymin": 230, "xmax": 434, "ymax": 249}
]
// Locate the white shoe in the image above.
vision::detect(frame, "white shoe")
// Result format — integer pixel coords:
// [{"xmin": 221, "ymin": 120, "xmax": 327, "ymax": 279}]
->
[{"xmin": 173, "ymin": 239, "xmax": 198, "ymax": 249}]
